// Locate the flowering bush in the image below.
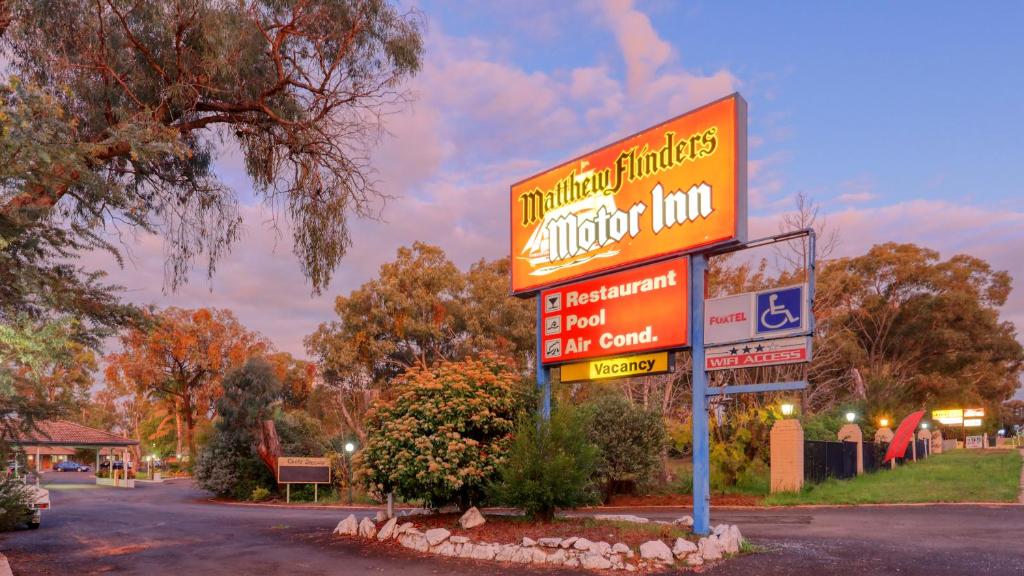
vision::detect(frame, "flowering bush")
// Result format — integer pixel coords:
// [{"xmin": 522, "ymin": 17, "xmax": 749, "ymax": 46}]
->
[{"xmin": 359, "ymin": 355, "xmax": 523, "ymax": 508}]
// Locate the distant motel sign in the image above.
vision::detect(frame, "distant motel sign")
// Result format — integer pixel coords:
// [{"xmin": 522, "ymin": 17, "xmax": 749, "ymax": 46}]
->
[
  {"xmin": 539, "ymin": 257, "xmax": 687, "ymax": 364},
  {"xmin": 510, "ymin": 94, "xmax": 747, "ymax": 295}
]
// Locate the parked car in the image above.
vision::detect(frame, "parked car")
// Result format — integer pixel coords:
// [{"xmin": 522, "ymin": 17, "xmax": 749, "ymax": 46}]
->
[
  {"xmin": 98, "ymin": 460, "xmax": 133, "ymax": 471},
  {"xmin": 52, "ymin": 461, "xmax": 90, "ymax": 472},
  {"xmin": 25, "ymin": 484, "xmax": 48, "ymax": 529}
]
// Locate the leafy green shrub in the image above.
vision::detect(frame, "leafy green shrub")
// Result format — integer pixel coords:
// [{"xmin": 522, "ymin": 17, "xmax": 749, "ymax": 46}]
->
[
  {"xmin": 359, "ymin": 354, "xmax": 522, "ymax": 509},
  {"xmin": 250, "ymin": 487, "xmax": 271, "ymax": 502},
  {"xmin": 194, "ymin": 431, "xmax": 275, "ymax": 500},
  {"xmin": 0, "ymin": 480, "xmax": 36, "ymax": 531},
  {"xmin": 491, "ymin": 408, "xmax": 599, "ymax": 521},
  {"xmin": 710, "ymin": 405, "xmax": 773, "ymax": 490},
  {"xmin": 584, "ymin": 393, "xmax": 666, "ymax": 502}
]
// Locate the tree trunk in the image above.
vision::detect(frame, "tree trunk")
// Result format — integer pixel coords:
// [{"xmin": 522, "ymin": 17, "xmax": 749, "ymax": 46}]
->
[
  {"xmin": 183, "ymin": 395, "xmax": 196, "ymax": 459},
  {"xmin": 173, "ymin": 398, "xmax": 184, "ymax": 458},
  {"xmin": 256, "ymin": 420, "xmax": 282, "ymax": 477}
]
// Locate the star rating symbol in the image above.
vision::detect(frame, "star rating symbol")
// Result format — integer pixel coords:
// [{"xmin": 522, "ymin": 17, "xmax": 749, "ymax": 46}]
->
[
  {"xmin": 729, "ymin": 347, "xmax": 738, "ymax": 355},
  {"xmin": 755, "ymin": 344, "xmax": 765, "ymax": 352},
  {"xmin": 742, "ymin": 346, "xmax": 752, "ymax": 353}
]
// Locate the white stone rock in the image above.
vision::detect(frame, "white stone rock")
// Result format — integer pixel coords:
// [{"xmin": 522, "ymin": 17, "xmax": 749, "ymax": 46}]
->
[
  {"xmin": 593, "ymin": 514, "xmax": 649, "ymax": 524},
  {"xmin": 699, "ymin": 536, "xmax": 723, "ymax": 561},
  {"xmin": 686, "ymin": 554, "xmax": 704, "ymax": 566},
  {"xmin": 588, "ymin": 541, "xmax": 611, "ymax": 556},
  {"xmin": 720, "ymin": 528, "xmax": 740, "ymax": 555},
  {"xmin": 612, "ymin": 543, "xmax": 631, "ymax": 555},
  {"xmin": 560, "ymin": 536, "xmax": 578, "ymax": 549},
  {"xmin": 450, "ymin": 535, "xmax": 470, "ymax": 544},
  {"xmin": 458, "ymin": 506, "xmax": 486, "ymax": 529},
  {"xmin": 357, "ymin": 517, "xmax": 377, "ymax": 539},
  {"xmin": 333, "ymin": 514, "xmax": 359, "ymax": 536},
  {"xmin": 573, "ymin": 537, "xmax": 594, "ymax": 551},
  {"xmin": 432, "ymin": 542, "xmax": 456, "ymax": 557},
  {"xmin": 673, "ymin": 537, "xmax": 698, "ymax": 558},
  {"xmin": 639, "ymin": 540, "xmax": 674, "ymax": 564},
  {"xmin": 398, "ymin": 532, "xmax": 429, "ymax": 552},
  {"xmin": 673, "ymin": 515, "xmax": 694, "ymax": 527},
  {"xmin": 625, "ymin": 563, "xmax": 637, "ymax": 572},
  {"xmin": 538, "ymin": 537, "xmax": 562, "ymax": 548},
  {"xmin": 546, "ymin": 549, "xmax": 568, "ymax": 564},
  {"xmin": 374, "ymin": 510, "xmax": 388, "ymax": 522},
  {"xmin": 376, "ymin": 517, "xmax": 398, "ymax": 541},
  {"xmin": 531, "ymin": 548, "xmax": 548, "ymax": 563},
  {"xmin": 471, "ymin": 544, "xmax": 498, "ymax": 561},
  {"xmin": 394, "ymin": 522, "xmax": 414, "ymax": 536},
  {"xmin": 522, "ymin": 536, "xmax": 537, "ymax": 547},
  {"xmin": 494, "ymin": 544, "xmax": 518, "ymax": 562},
  {"xmin": 563, "ymin": 557, "xmax": 580, "ymax": 568},
  {"xmin": 728, "ymin": 525, "xmax": 744, "ymax": 552},
  {"xmin": 581, "ymin": 552, "xmax": 613, "ymax": 569},
  {"xmin": 713, "ymin": 523, "xmax": 729, "ymax": 536},
  {"xmin": 424, "ymin": 528, "xmax": 451, "ymax": 547},
  {"xmin": 609, "ymin": 554, "xmax": 625, "ymax": 569},
  {"xmin": 510, "ymin": 546, "xmax": 534, "ymax": 564}
]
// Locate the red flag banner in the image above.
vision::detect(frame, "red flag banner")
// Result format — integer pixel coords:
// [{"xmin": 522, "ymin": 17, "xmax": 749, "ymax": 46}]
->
[{"xmin": 882, "ymin": 410, "xmax": 925, "ymax": 464}]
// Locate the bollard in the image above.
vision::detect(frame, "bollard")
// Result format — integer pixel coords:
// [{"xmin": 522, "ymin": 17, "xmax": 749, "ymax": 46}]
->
[{"xmin": 770, "ymin": 419, "xmax": 804, "ymax": 493}]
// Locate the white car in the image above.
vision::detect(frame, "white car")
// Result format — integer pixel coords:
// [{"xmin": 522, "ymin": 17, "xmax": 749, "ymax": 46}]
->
[{"xmin": 24, "ymin": 484, "xmax": 49, "ymax": 529}]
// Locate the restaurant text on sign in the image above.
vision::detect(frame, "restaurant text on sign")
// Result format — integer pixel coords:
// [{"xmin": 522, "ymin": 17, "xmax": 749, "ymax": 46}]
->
[
  {"xmin": 539, "ymin": 257, "xmax": 688, "ymax": 364},
  {"xmin": 511, "ymin": 94, "xmax": 747, "ymax": 295}
]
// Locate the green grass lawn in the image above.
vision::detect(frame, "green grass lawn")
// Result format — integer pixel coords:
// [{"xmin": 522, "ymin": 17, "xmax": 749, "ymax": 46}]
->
[{"xmin": 764, "ymin": 449, "xmax": 1023, "ymax": 506}]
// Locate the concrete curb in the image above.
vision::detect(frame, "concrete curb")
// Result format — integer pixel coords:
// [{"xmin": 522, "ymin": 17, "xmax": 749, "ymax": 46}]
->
[
  {"xmin": 1018, "ymin": 450, "xmax": 1024, "ymax": 504},
  {"xmin": 0, "ymin": 552, "xmax": 13, "ymax": 576}
]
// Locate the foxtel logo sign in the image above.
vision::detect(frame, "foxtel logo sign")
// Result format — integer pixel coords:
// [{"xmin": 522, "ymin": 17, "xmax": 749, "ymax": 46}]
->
[{"xmin": 511, "ymin": 93, "xmax": 746, "ymax": 295}]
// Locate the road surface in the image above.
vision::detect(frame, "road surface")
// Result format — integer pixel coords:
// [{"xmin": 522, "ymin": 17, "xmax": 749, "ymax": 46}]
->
[{"xmin": 3, "ymin": 472, "xmax": 1023, "ymax": 575}]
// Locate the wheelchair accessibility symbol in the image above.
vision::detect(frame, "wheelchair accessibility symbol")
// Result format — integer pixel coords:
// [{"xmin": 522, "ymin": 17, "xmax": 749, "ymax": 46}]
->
[{"xmin": 755, "ymin": 286, "xmax": 803, "ymax": 335}]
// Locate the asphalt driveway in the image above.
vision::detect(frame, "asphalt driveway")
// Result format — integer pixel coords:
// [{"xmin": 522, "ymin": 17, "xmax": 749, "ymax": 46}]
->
[{"xmin": 4, "ymin": 473, "xmax": 1023, "ymax": 575}]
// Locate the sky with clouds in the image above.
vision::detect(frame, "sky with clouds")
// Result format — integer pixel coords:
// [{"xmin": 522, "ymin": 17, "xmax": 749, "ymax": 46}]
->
[{"xmin": 83, "ymin": 0, "xmax": 1024, "ymax": 395}]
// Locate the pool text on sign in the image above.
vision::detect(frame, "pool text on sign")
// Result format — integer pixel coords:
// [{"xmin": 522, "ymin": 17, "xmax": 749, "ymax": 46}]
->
[
  {"xmin": 560, "ymin": 351, "xmax": 672, "ymax": 383},
  {"xmin": 510, "ymin": 94, "xmax": 747, "ymax": 295},
  {"xmin": 540, "ymin": 257, "xmax": 688, "ymax": 364}
]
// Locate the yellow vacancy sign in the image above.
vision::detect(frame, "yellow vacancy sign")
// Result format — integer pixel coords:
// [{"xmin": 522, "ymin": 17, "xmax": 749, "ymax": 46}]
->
[
  {"xmin": 560, "ymin": 352, "xmax": 672, "ymax": 383},
  {"xmin": 931, "ymin": 409, "xmax": 963, "ymax": 424}
]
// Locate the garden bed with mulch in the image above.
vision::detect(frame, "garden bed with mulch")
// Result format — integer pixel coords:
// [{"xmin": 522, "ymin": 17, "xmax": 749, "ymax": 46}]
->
[{"xmin": 411, "ymin": 513, "xmax": 693, "ymax": 549}]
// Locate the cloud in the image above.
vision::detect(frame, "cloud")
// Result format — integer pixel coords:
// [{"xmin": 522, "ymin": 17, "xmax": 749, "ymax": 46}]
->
[{"xmin": 597, "ymin": 0, "xmax": 672, "ymax": 95}]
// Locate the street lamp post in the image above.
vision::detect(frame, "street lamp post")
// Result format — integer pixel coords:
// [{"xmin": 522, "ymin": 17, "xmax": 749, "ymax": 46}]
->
[{"xmin": 344, "ymin": 442, "xmax": 355, "ymax": 505}]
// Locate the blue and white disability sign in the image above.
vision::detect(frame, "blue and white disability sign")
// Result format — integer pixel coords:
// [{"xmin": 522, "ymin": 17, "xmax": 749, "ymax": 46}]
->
[
  {"xmin": 756, "ymin": 286, "xmax": 803, "ymax": 335},
  {"xmin": 705, "ymin": 284, "xmax": 809, "ymax": 345}
]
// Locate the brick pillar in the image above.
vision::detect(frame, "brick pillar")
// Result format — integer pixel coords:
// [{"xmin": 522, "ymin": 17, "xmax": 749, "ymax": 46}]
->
[
  {"xmin": 770, "ymin": 419, "xmax": 804, "ymax": 493},
  {"xmin": 838, "ymin": 423, "xmax": 864, "ymax": 475}
]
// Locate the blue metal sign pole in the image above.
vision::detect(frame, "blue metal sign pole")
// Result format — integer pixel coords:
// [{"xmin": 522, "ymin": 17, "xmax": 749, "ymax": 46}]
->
[
  {"xmin": 690, "ymin": 253, "xmax": 711, "ymax": 535},
  {"xmin": 536, "ymin": 296, "xmax": 552, "ymax": 421}
]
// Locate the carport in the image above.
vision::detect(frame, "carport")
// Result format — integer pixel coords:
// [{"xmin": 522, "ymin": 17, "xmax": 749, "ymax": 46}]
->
[{"xmin": 8, "ymin": 420, "xmax": 139, "ymax": 485}]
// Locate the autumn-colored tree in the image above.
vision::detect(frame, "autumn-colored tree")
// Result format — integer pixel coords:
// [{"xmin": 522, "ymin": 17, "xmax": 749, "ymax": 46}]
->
[
  {"xmin": 266, "ymin": 352, "xmax": 316, "ymax": 411},
  {"xmin": 306, "ymin": 243, "xmax": 534, "ymax": 441},
  {"xmin": 105, "ymin": 307, "xmax": 269, "ymax": 458}
]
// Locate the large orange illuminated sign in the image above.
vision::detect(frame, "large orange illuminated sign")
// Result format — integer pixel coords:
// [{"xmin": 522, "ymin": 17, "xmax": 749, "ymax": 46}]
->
[
  {"xmin": 539, "ymin": 257, "xmax": 687, "ymax": 365},
  {"xmin": 511, "ymin": 94, "xmax": 747, "ymax": 295}
]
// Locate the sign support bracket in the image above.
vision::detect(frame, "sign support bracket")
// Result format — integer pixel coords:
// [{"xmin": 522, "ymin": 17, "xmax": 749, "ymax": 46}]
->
[
  {"xmin": 690, "ymin": 253, "xmax": 711, "ymax": 536},
  {"xmin": 536, "ymin": 297, "xmax": 551, "ymax": 421}
]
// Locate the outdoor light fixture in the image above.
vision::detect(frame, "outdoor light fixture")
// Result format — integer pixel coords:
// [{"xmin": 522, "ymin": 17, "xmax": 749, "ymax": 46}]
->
[
  {"xmin": 780, "ymin": 403, "xmax": 794, "ymax": 417},
  {"xmin": 845, "ymin": 412, "xmax": 856, "ymax": 423},
  {"xmin": 921, "ymin": 422, "xmax": 929, "ymax": 429},
  {"xmin": 344, "ymin": 442, "xmax": 355, "ymax": 453},
  {"xmin": 880, "ymin": 418, "xmax": 890, "ymax": 428}
]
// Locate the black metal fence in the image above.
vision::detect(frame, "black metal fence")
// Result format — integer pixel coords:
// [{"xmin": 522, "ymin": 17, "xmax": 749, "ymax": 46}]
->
[
  {"xmin": 804, "ymin": 440, "xmax": 858, "ymax": 483},
  {"xmin": 805, "ymin": 437, "xmax": 929, "ymax": 484}
]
